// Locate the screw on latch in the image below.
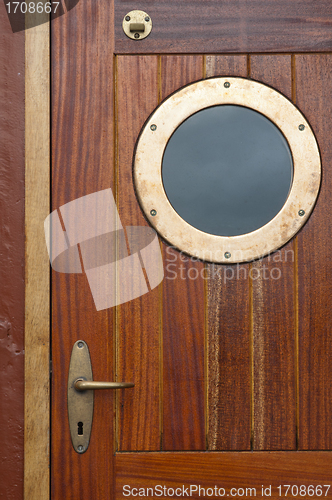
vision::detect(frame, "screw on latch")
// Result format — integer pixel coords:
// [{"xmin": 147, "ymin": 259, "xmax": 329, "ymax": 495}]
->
[
  {"xmin": 78, "ymin": 341, "xmax": 84, "ymax": 348},
  {"xmin": 77, "ymin": 445, "xmax": 84, "ymax": 453},
  {"xmin": 123, "ymin": 11, "xmax": 152, "ymax": 40}
]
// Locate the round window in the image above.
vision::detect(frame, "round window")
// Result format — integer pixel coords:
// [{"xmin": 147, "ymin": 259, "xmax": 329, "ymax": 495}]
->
[
  {"xmin": 134, "ymin": 77, "xmax": 321, "ymax": 263},
  {"xmin": 162, "ymin": 104, "xmax": 293, "ymax": 237}
]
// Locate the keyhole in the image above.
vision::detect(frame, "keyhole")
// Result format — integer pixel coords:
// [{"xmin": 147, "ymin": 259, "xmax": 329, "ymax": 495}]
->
[{"xmin": 77, "ymin": 422, "xmax": 83, "ymax": 435}]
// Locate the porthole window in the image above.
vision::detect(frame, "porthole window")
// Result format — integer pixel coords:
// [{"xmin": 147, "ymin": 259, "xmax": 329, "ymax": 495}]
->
[
  {"xmin": 162, "ymin": 105, "xmax": 293, "ymax": 237},
  {"xmin": 134, "ymin": 77, "xmax": 321, "ymax": 263}
]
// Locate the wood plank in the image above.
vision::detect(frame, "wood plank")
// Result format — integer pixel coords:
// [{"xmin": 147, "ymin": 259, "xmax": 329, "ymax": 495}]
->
[
  {"xmin": 0, "ymin": 8, "xmax": 25, "ymax": 500},
  {"xmin": 161, "ymin": 56, "xmax": 206, "ymax": 451},
  {"xmin": 115, "ymin": 0, "xmax": 332, "ymax": 54},
  {"xmin": 51, "ymin": 1, "xmax": 116, "ymax": 498},
  {"xmin": 251, "ymin": 55, "xmax": 293, "ymax": 101},
  {"xmin": 250, "ymin": 56, "xmax": 296, "ymax": 450},
  {"xmin": 206, "ymin": 55, "xmax": 247, "ymax": 78},
  {"xmin": 25, "ymin": 19, "xmax": 50, "ymax": 500},
  {"xmin": 116, "ymin": 55, "xmax": 161, "ymax": 451},
  {"xmin": 116, "ymin": 451, "xmax": 332, "ymax": 499},
  {"xmin": 205, "ymin": 56, "xmax": 251, "ymax": 451},
  {"xmin": 295, "ymin": 54, "xmax": 332, "ymax": 450}
]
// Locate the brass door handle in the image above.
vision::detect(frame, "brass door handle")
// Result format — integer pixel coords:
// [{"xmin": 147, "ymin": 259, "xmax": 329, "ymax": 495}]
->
[
  {"xmin": 68, "ymin": 340, "xmax": 134, "ymax": 454},
  {"xmin": 74, "ymin": 378, "xmax": 134, "ymax": 391}
]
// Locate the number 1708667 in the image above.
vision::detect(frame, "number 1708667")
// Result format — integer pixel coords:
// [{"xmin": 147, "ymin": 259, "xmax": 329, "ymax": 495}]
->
[
  {"xmin": 5, "ymin": 2, "xmax": 60, "ymax": 14},
  {"xmin": 277, "ymin": 485, "xmax": 331, "ymax": 497}
]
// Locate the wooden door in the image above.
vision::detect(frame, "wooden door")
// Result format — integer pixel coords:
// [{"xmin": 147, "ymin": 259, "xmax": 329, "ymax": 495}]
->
[{"xmin": 51, "ymin": 1, "xmax": 332, "ymax": 499}]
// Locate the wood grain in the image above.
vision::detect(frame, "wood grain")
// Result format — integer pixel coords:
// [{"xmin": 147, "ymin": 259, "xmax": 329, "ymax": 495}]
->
[
  {"xmin": 25, "ymin": 21, "xmax": 50, "ymax": 500},
  {"xmin": 205, "ymin": 56, "xmax": 251, "ymax": 451},
  {"xmin": 114, "ymin": 0, "xmax": 332, "ymax": 54},
  {"xmin": 250, "ymin": 55, "xmax": 293, "ymax": 101},
  {"xmin": 116, "ymin": 451, "xmax": 332, "ymax": 498},
  {"xmin": 51, "ymin": 0, "xmax": 116, "ymax": 498},
  {"xmin": 0, "ymin": 6, "xmax": 25, "ymax": 499},
  {"xmin": 161, "ymin": 56, "xmax": 206, "ymax": 451},
  {"xmin": 206, "ymin": 55, "xmax": 247, "ymax": 78},
  {"xmin": 116, "ymin": 55, "xmax": 161, "ymax": 451},
  {"xmin": 250, "ymin": 56, "xmax": 296, "ymax": 450},
  {"xmin": 295, "ymin": 54, "xmax": 332, "ymax": 450}
]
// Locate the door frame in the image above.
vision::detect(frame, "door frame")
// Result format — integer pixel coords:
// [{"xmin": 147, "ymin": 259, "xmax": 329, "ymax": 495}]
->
[{"xmin": 25, "ymin": 21, "xmax": 50, "ymax": 500}]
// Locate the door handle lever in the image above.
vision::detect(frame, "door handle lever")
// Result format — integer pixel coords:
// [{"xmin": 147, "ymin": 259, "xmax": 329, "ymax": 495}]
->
[
  {"xmin": 68, "ymin": 340, "xmax": 134, "ymax": 454},
  {"xmin": 74, "ymin": 378, "xmax": 134, "ymax": 391}
]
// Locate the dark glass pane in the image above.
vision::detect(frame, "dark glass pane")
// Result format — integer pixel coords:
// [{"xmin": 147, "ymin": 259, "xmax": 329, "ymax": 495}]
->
[{"xmin": 162, "ymin": 105, "xmax": 293, "ymax": 236}]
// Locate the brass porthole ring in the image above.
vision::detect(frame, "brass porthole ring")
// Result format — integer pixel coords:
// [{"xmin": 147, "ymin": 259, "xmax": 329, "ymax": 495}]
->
[{"xmin": 134, "ymin": 77, "xmax": 321, "ymax": 263}]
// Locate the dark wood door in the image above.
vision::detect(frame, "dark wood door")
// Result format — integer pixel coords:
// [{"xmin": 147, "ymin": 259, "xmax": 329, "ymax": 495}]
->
[{"xmin": 51, "ymin": 2, "xmax": 332, "ymax": 498}]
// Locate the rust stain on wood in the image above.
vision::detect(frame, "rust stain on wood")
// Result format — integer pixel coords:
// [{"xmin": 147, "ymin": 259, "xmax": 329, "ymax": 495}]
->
[{"xmin": 206, "ymin": 269, "xmax": 222, "ymax": 450}]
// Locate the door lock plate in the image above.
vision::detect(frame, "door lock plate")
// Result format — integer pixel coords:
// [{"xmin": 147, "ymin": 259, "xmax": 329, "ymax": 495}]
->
[
  {"xmin": 67, "ymin": 340, "xmax": 94, "ymax": 454},
  {"xmin": 68, "ymin": 340, "xmax": 134, "ymax": 453}
]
